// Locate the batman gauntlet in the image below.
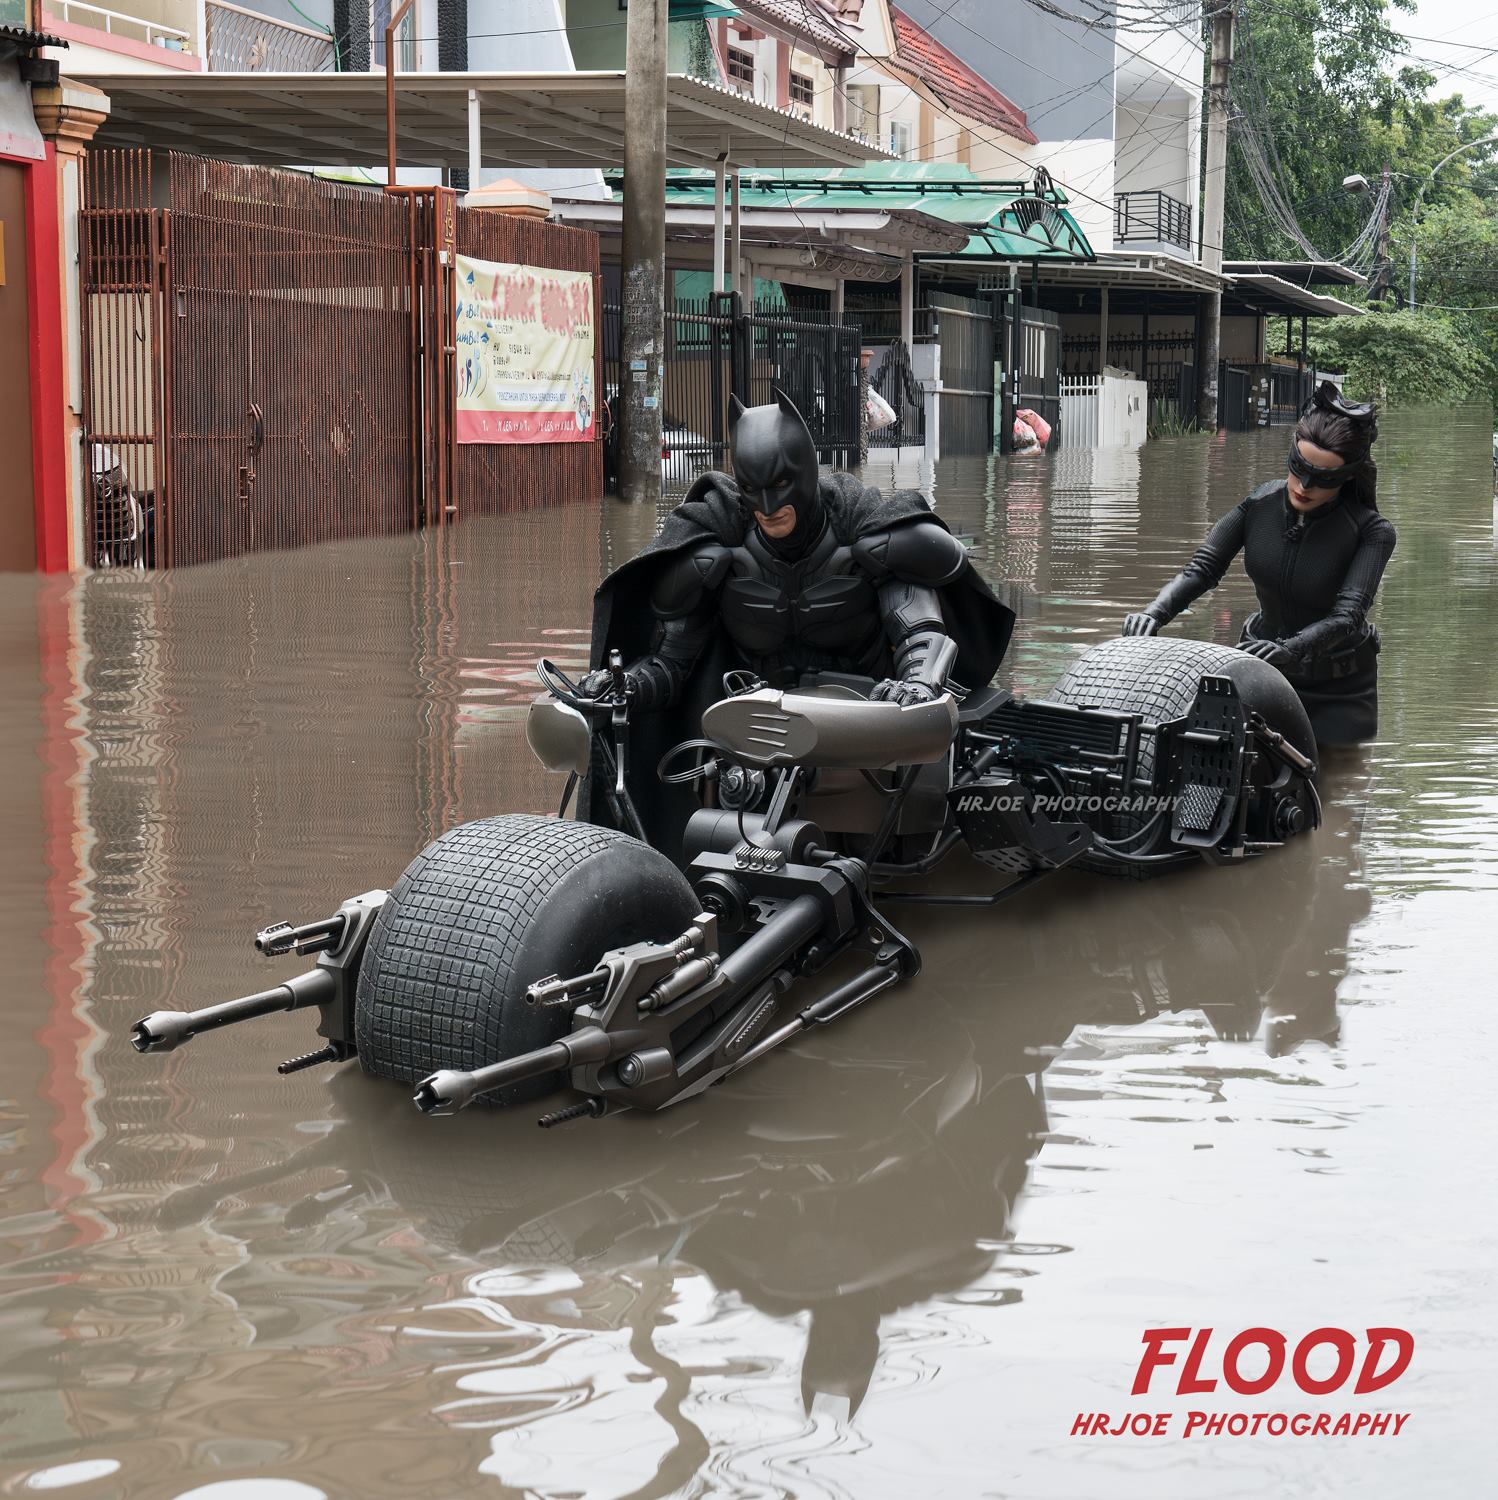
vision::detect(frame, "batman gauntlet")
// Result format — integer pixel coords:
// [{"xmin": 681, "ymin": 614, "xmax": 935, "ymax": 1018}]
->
[{"xmin": 871, "ymin": 581, "xmax": 955, "ymax": 705}]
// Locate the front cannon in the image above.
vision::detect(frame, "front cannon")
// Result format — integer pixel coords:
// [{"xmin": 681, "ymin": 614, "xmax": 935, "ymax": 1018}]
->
[{"xmin": 131, "ymin": 890, "xmax": 387, "ymax": 1072}]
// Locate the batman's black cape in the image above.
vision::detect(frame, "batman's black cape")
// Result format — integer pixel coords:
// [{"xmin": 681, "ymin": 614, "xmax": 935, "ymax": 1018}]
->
[{"xmin": 582, "ymin": 470, "xmax": 1016, "ymax": 862}]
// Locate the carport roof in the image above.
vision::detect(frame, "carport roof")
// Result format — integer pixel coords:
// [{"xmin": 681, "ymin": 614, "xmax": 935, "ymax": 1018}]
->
[
  {"xmin": 1225, "ymin": 273, "xmax": 1364, "ymax": 318},
  {"xmin": 651, "ymin": 166, "xmax": 1096, "ymax": 261},
  {"xmin": 69, "ymin": 70, "xmax": 893, "ymax": 171}
]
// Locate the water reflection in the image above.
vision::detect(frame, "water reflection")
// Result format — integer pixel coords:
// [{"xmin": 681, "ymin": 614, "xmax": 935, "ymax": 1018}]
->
[
  {"xmin": 0, "ymin": 409, "xmax": 1493, "ymax": 1497},
  {"xmin": 96, "ymin": 757, "xmax": 1373, "ymax": 1491}
]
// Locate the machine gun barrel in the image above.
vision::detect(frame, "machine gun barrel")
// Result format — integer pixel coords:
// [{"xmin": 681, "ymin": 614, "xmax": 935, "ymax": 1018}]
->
[
  {"xmin": 255, "ymin": 915, "xmax": 347, "ymax": 957},
  {"xmin": 714, "ymin": 893, "xmax": 824, "ymax": 991},
  {"xmin": 412, "ymin": 1026, "xmax": 614, "ymax": 1115},
  {"xmin": 131, "ymin": 968, "xmax": 337, "ymax": 1054}
]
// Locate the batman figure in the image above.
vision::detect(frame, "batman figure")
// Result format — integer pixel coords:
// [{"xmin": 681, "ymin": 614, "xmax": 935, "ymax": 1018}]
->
[{"xmin": 581, "ymin": 391, "xmax": 1015, "ymax": 849}]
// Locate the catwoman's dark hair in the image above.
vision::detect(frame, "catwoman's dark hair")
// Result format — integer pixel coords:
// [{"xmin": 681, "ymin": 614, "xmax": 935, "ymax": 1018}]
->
[{"xmin": 1294, "ymin": 401, "xmax": 1379, "ymax": 511}]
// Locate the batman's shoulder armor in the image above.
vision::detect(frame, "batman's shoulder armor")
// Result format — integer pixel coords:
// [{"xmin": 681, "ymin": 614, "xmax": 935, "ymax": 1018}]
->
[
  {"xmin": 851, "ymin": 519, "xmax": 968, "ymax": 586},
  {"xmin": 648, "ymin": 539, "xmax": 733, "ymax": 618}
]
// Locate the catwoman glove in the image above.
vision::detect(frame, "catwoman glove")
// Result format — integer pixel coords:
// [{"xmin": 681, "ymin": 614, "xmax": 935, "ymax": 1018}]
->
[
  {"xmin": 1236, "ymin": 638, "xmax": 1297, "ymax": 670},
  {"xmin": 1121, "ymin": 611, "xmax": 1163, "ymax": 637}
]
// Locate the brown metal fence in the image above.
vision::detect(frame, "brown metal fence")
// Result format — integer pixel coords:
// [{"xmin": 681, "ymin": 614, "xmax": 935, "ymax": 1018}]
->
[
  {"xmin": 80, "ymin": 150, "xmax": 162, "ymax": 566},
  {"xmin": 81, "ymin": 151, "xmax": 602, "ymax": 568}
]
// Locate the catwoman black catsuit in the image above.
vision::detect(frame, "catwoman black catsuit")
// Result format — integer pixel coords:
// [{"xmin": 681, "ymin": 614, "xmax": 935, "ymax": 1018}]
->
[{"xmin": 1144, "ymin": 480, "xmax": 1396, "ymax": 743}]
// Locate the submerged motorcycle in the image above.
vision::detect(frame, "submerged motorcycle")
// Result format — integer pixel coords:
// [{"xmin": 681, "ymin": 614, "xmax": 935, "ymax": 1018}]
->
[{"xmin": 132, "ymin": 633, "xmax": 1320, "ymax": 1121}]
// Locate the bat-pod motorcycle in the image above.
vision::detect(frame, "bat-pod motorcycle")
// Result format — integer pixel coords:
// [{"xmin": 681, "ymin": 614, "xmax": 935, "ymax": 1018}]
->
[{"xmin": 131, "ymin": 634, "xmax": 1320, "ymax": 1121}]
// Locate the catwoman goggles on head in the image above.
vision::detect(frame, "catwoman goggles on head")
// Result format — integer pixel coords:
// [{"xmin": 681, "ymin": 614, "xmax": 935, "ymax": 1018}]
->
[
  {"xmin": 1288, "ymin": 382, "xmax": 1377, "ymax": 489},
  {"xmin": 1287, "ymin": 441, "xmax": 1366, "ymax": 489}
]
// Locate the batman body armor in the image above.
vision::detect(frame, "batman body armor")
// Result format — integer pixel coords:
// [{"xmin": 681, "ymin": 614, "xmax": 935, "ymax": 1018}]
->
[{"xmin": 627, "ymin": 509, "xmax": 967, "ymax": 705}]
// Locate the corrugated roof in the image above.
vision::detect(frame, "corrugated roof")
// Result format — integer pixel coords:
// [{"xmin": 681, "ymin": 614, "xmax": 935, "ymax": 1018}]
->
[
  {"xmin": 1, "ymin": 23, "xmax": 68, "ymax": 48},
  {"xmin": 887, "ymin": 6, "xmax": 1036, "ymax": 145},
  {"xmin": 738, "ymin": 1, "xmax": 857, "ymax": 57},
  {"xmin": 652, "ymin": 166, "xmax": 1094, "ymax": 261},
  {"xmin": 76, "ymin": 70, "xmax": 891, "ymax": 170}
]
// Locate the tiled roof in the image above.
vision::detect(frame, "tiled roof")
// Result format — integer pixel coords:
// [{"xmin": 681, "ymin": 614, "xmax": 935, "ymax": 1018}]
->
[
  {"xmin": 888, "ymin": 6, "xmax": 1037, "ymax": 144},
  {"xmin": 739, "ymin": 1, "xmax": 858, "ymax": 58}
]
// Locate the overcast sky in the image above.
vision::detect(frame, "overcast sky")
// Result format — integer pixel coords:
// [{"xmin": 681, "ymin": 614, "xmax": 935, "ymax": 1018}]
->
[{"xmin": 1398, "ymin": 0, "xmax": 1498, "ymax": 113}]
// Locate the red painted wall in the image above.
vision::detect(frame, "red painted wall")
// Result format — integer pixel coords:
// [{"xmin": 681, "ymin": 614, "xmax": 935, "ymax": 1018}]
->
[{"xmin": 22, "ymin": 144, "xmax": 69, "ymax": 572}]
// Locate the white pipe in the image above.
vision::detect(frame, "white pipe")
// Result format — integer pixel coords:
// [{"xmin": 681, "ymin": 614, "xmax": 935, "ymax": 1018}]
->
[
  {"xmin": 467, "ymin": 89, "xmax": 481, "ymax": 191},
  {"xmin": 713, "ymin": 157, "xmax": 727, "ymax": 294}
]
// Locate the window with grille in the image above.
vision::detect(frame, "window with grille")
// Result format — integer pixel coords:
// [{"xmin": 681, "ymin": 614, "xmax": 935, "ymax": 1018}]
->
[
  {"xmin": 789, "ymin": 71, "xmax": 814, "ymax": 107},
  {"xmin": 727, "ymin": 46, "xmax": 755, "ymax": 90}
]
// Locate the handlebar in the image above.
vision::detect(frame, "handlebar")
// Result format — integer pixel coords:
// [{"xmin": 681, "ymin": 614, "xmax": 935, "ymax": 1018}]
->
[{"xmin": 536, "ymin": 655, "xmax": 629, "ymax": 715}]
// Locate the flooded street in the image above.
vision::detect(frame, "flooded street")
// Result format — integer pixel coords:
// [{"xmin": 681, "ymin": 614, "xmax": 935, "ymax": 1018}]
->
[{"xmin": 3, "ymin": 409, "xmax": 1496, "ymax": 1499}]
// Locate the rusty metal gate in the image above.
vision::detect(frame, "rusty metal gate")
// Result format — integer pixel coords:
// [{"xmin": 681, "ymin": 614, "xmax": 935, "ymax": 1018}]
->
[
  {"xmin": 83, "ymin": 151, "xmax": 417, "ymax": 567},
  {"xmin": 81, "ymin": 151, "xmax": 601, "ymax": 568},
  {"xmin": 600, "ymin": 292, "xmax": 859, "ymax": 491}
]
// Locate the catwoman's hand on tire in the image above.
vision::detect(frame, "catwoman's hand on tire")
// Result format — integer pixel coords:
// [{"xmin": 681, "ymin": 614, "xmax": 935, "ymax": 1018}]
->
[
  {"xmin": 870, "ymin": 678, "xmax": 938, "ymax": 706},
  {"xmin": 1122, "ymin": 612, "xmax": 1162, "ymax": 637},
  {"xmin": 1237, "ymin": 638, "xmax": 1295, "ymax": 669}
]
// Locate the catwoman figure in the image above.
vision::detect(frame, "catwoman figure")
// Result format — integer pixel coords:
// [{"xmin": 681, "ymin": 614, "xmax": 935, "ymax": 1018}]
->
[
  {"xmin": 1123, "ymin": 384, "xmax": 1396, "ymax": 744},
  {"xmin": 581, "ymin": 391, "xmax": 1014, "ymax": 847}
]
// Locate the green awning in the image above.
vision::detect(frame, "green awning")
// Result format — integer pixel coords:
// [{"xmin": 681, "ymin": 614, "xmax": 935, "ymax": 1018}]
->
[
  {"xmin": 667, "ymin": 2, "xmax": 739, "ymax": 18},
  {"xmin": 650, "ymin": 163, "xmax": 1095, "ymax": 263}
]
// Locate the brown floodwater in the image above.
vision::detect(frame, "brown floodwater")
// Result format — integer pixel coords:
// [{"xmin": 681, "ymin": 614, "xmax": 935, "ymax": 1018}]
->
[{"xmin": 2, "ymin": 410, "xmax": 1496, "ymax": 1499}]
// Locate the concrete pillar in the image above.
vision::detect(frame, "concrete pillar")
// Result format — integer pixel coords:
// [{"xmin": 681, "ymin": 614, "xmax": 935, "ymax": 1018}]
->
[
  {"xmin": 30, "ymin": 80, "xmax": 111, "ymax": 571},
  {"xmin": 899, "ymin": 252, "xmax": 914, "ymax": 346},
  {"xmin": 1098, "ymin": 286, "xmax": 1109, "ymax": 372},
  {"xmin": 831, "ymin": 276, "xmax": 845, "ymax": 322}
]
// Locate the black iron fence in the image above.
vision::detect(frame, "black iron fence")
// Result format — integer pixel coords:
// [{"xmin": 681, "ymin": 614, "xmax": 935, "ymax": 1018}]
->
[
  {"xmin": 1134, "ymin": 361, "xmax": 1312, "ymax": 434},
  {"xmin": 1221, "ymin": 364, "xmax": 1252, "ymax": 432},
  {"xmin": 1114, "ymin": 190, "xmax": 1193, "ymax": 253},
  {"xmin": 930, "ymin": 291, "xmax": 993, "ymax": 456},
  {"xmin": 1150, "ymin": 360, "xmax": 1198, "ymax": 431},
  {"xmin": 1062, "ymin": 331, "xmax": 1197, "ymax": 378},
  {"xmin": 866, "ymin": 338, "xmax": 926, "ymax": 449},
  {"xmin": 998, "ymin": 299, "xmax": 1061, "ymax": 453},
  {"xmin": 602, "ymin": 293, "xmax": 861, "ymax": 489}
]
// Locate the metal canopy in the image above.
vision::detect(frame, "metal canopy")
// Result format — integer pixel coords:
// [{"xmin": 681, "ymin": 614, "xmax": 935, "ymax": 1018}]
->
[
  {"xmin": 651, "ymin": 165, "xmax": 1096, "ymax": 262},
  {"xmin": 1021, "ymin": 249, "xmax": 1225, "ymax": 293},
  {"xmin": 71, "ymin": 70, "xmax": 891, "ymax": 171},
  {"xmin": 1225, "ymin": 273, "xmax": 1364, "ymax": 318},
  {"xmin": 550, "ymin": 200, "xmax": 970, "ymax": 255},
  {"xmin": 549, "ymin": 199, "xmax": 966, "ymax": 285},
  {"xmin": 1224, "ymin": 259, "xmax": 1368, "ymax": 289}
]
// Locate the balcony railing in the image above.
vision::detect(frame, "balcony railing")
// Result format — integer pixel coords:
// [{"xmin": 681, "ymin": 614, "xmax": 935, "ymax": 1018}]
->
[
  {"xmin": 1114, "ymin": 190, "xmax": 1193, "ymax": 254},
  {"xmin": 43, "ymin": 0, "xmax": 192, "ymax": 51},
  {"xmin": 206, "ymin": 0, "xmax": 335, "ymax": 73}
]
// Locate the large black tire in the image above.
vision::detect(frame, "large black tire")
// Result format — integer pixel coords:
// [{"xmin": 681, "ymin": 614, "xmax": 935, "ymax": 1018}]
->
[
  {"xmin": 1047, "ymin": 636, "xmax": 1316, "ymax": 878},
  {"xmin": 355, "ymin": 815, "xmax": 700, "ymax": 1103}
]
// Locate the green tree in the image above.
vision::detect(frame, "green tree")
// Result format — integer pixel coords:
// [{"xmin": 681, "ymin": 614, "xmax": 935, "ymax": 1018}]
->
[
  {"xmin": 1225, "ymin": 0, "xmax": 1432, "ymax": 263},
  {"xmin": 1305, "ymin": 310, "xmax": 1493, "ymax": 403},
  {"xmin": 1224, "ymin": 0, "xmax": 1498, "ymax": 403}
]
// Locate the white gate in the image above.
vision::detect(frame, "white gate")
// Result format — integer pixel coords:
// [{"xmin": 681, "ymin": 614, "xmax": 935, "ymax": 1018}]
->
[{"xmin": 1060, "ymin": 372, "xmax": 1146, "ymax": 448}]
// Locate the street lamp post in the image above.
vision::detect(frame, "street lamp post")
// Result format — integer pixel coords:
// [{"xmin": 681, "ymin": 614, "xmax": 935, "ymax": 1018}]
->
[{"xmin": 1407, "ymin": 134, "xmax": 1498, "ymax": 312}]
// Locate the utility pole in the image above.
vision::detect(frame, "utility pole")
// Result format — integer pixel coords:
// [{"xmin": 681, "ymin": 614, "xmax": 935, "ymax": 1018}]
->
[
  {"xmin": 1196, "ymin": 1, "xmax": 1233, "ymax": 431},
  {"xmin": 1371, "ymin": 164, "xmax": 1392, "ymax": 305},
  {"xmin": 619, "ymin": 0, "xmax": 669, "ymax": 507}
]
